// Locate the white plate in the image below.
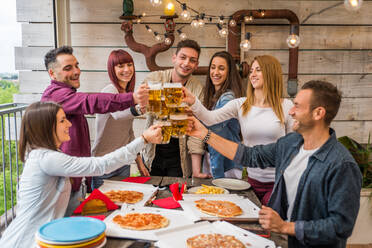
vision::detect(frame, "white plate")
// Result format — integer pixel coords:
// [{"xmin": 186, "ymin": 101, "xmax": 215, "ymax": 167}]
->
[
  {"xmin": 212, "ymin": 178, "xmax": 251, "ymax": 190},
  {"xmin": 187, "ymin": 186, "xmax": 229, "ymax": 194},
  {"xmin": 155, "ymin": 221, "xmax": 275, "ymax": 248}
]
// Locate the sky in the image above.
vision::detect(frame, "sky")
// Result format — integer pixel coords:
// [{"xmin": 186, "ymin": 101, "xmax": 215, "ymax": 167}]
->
[{"xmin": 0, "ymin": 0, "xmax": 21, "ymax": 74}]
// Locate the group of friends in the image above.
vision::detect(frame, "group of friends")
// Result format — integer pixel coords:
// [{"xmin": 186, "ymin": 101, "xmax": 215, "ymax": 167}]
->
[{"xmin": 0, "ymin": 39, "xmax": 362, "ymax": 248}]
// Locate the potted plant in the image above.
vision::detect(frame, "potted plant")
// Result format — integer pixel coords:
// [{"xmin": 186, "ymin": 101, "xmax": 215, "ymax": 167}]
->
[{"xmin": 338, "ymin": 135, "xmax": 372, "ymax": 244}]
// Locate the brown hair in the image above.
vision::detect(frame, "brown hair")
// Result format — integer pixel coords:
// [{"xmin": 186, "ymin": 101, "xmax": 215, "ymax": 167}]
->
[
  {"xmin": 19, "ymin": 101, "xmax": 61, "ymax": 162},
  {"xmin": 301, "ymin": 80, "xmax": 342, "ymax": 125},
  {"xmin": 107, "ymin": 49, "xmax": 135, "ymax": 93},
  {"xmin": 175, "ymin": 39, "xmax": 201, "ymax": 58},
  {"xmin": 203, "ymin": 51, "xmax": 244, "ymax": 110},
  {"xmin": 241, "ymin": 55, "xmax": 285, "ymax": 124},
  {"xmin": 44, "ymin": 46, "xmax": 73, "ymax": 70}
]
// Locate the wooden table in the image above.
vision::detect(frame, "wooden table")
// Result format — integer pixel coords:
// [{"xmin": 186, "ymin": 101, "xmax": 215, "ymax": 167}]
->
[{"xmin": 100, "ymin": 176, "xmax": 288, "ymax": 248}]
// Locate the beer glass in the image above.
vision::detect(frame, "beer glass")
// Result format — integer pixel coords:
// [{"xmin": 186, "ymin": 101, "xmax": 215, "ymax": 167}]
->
[
  {"xmin": 147, "ymin": 82, "xmax": 162, "ymax": 114},
  {"xmin": 163, "ymin": 83, "xmax": 183, "ymax": 107},
  {"xmin": 170, "ymin": 114, "xmax": 188, "ymax": 138},
  {"xmin": 154, "ymin": 119, "xmax": 172, "ymax": 144},
  {"xmin": 157, "ymin": 96, "xmax": 169, "ymax": 119},
  {"xmin": 168, "ymin": 102, "xmax": 187, "ymax": 115}
]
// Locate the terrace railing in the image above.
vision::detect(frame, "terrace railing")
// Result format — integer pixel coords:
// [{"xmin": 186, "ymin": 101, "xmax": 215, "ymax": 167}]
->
[{"xmin": 0, "ymin": 103, "xmax": 28, "ymax": 234}]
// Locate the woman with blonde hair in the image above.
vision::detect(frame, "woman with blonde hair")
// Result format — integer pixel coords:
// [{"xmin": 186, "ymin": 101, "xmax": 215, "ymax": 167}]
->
[{"xmin": 183, "ymin": 55, "xmax": 294, "ymax": 205}]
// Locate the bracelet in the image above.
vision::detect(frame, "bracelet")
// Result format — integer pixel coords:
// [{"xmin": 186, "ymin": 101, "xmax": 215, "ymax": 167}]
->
[
  {"xmin": 141, "ymin": 134, "xmax": 148, "ymax": 144},
  {"xmin": 202, "ymin": 129, "xmax": 211, "ymax": 143}
]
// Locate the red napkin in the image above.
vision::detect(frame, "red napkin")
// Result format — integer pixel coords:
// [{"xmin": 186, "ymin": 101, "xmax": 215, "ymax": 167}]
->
[
  {"xmin": 122, "ymin": 177, "xmax": 151, "ymax": 184},
  {"xmin": 169, "ymin": 182, "xmax": 187, "ymax": 201},
  {"xmin": 152, "ymin": 197, "xmax": 181, "ymax": 209},
  {"xmin": 73, "ymin": 189, "xmax": 118, "ymax": 214},
  {"xmin": 72, "ymin": 215, "xmax": 106, "ymax": 221}
]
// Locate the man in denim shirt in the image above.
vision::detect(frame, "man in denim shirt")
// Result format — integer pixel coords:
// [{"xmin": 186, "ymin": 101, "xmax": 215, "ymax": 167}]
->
[{"xmin": 187, "ymin": 80, "xmax": 362, "ymax": 247}]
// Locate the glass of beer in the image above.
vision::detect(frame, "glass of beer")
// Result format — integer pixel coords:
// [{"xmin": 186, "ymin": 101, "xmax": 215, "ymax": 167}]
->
[
  {"xmin": 168, "ymin": 102, "xmax": 187, "ymax": 115},
  {"xmin": 170, "ymin": 113, "xmax": 188, "ymax": 138},
  {"xmin": 157, "ymin": 96, "xmax": 169, "ymax": 119},
  {"xmin": 163, "ymin": 83, "xmax": 183, "ymax": 107},
  {"xmin": 154, "ymin": 119, "xmax": 172, "ymax": 144},
  {"xmin": 147, "ymin": 81, "xmax": 162, "ymax": 115}
]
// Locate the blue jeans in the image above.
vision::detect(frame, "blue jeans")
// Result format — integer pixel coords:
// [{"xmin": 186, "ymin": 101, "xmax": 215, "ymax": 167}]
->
[{"xmin": 91, "ymin": 165, "xmax": 130, "ymax": 190}]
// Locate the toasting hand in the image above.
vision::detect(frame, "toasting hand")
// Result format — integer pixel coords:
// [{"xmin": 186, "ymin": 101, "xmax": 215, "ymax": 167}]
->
[
  {"xmin": 133, "ymin": 83, "xmax": 149, "ymax": 107},
  {"xmin": 142, "ymin": 124, "xmax": 163, "ymax": 144},
  {"xmin": 182, "ymin": 87, "xmax": 196, "ymax": 106},
  {"xmin": 186, "ymin": 116, "xmax": 208, "ymax": 140}
]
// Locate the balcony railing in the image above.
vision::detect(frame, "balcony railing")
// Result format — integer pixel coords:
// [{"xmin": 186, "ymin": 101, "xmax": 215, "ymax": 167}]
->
[{"xmin": 0, "ymin": 103, "xmax": 28, "ymax": 234}]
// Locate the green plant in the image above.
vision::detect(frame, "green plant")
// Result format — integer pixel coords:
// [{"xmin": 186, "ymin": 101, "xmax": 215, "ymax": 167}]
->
[{"xmin": 338, "ymin": 134, "xmax": 372, "ymax": 188}]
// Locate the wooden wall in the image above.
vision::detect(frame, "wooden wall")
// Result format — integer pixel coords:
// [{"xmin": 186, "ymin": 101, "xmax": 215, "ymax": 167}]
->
[{"xmin": 15, "ymin": 0, "xmax": 372, "ymax": 143}]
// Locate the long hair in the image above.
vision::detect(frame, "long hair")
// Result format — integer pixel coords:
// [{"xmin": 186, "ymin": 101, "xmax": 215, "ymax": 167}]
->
[
  {"xmin": 203, "ymin": 51, "xmax": 244, "ymax": 110},
  {"xmin": 241, "ymin": 55, "xmax": 285, "ymax": 124},
  {"xmin": 19, "ymin": 102, "xmax": 61, "ymax": 162},
  {"xmin": 107, "ymin": 49, "xmax": 135, "ymax": 93}
]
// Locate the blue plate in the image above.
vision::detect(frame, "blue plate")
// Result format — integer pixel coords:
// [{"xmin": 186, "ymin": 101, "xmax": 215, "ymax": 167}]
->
[{"xmin": 38, "ymin": 217, "xmax": 106, "ymax": 243}]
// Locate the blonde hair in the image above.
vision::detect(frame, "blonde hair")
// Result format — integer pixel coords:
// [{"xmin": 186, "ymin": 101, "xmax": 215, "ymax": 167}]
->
[{"xmin": 241, "ymin": 55, "xmax": 285, "ymax": 124}]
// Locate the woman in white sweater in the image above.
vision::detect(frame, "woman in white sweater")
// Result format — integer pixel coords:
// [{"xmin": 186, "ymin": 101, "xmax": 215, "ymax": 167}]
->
[
  {"xmin": 183, "ymin": 55, "xmax": 294, "ymax": 205},
  {"xmin": 0, "ymin": 101, "xmax": 161, "ymax": 247},
  {"xmin": 91, "ymin": 49, "xmax": 149, "ymax": 190}
]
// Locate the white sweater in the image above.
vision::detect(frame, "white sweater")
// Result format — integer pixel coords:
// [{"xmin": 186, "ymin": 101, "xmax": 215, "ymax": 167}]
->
[
  {"xmin": 191, "ymin": 97, "xmax": 294, "ymax": 182},
  {"xmin": 0, "ymin": 137, "xmax": 144, "ymax": 248}
]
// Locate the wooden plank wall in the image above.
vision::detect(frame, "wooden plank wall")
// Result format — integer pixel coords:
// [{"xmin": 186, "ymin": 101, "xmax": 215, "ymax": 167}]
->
[{"xmin": 15, "ymin": 0, "xmax": 372, "ymax": 143}]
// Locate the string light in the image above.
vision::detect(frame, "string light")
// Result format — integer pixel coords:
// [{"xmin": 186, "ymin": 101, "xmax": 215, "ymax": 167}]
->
[
  {"xmin": 244, "ymin": 13, "xmax": 254, "ymax": 23},
  {"xmin": 177, "ymin": 29, "xmax": 187, "ymax": 40},
  {"xmin": 136, "ymin": 15, "xmax": 142, "ymax": 23},
  {"xmin": 344, "ymin": 0, "xmax": 363, "ymax": 11},
  {"xmin": 164, "ymin": 1, "xmax": 175, "ymax": 16},
  {"xmin": 150, "ymin": 0, "xmax": 162, "ymax": 7},
  {"xmin": 142, "ymin": 12, "xmax": 147, "ymax": 17},
  {"xmin": 216, "ymin": 24, "xmax": 228, "ymax": 38},
  {"xmin": 229, "ymin": 18, "xmax": 237, "ymax": 27},
  {"xmin": 164, "ymin": 34, "xmax": 172, "ymax": 45},
  {"xmin": 191, "ymin": 18, "xmax": 199, "ymax": 28},
  {"xmin": 145, "ymin": 25, "xmax": 153, "ymax": 33},
  {"xmin": 240, "ymin": 32, "xmax": 251, "ymax": 51},
  {"xmin": 286, "ymin": 34, "xmax": 300, "ymax": 48},
  {"xmin": 219, "ymin": 15, "xmax": 224, "ymax": 25},
  {"xmin": 180, "ymin": 3, "xmax": 191, "ymax": 21},
  {"xmin": 198, "ymin": 13, "xmax": 205, "ymax": 28},
  {"xmin": 154, "ymin": 31, "xmax": 162, "ymax": 42},
  {"xmin": 259, "ymin": 9, "xmax": 265, "ymax": 17}
]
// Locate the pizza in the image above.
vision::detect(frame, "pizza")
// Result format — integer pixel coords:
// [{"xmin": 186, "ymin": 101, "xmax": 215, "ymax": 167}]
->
[
  {"xmin": 113, "ymin": 213, "xmax": 169, "ymax": 230},
  {"xmin": 186, "ymin": 233, "xmax": 247, "ymax": 248},
  {"xmin": 104, "ymin": 190, "xmax": 143, "ymax": 204},
  {"xmin": 194, "ymin": 199, "xmax": 243, "ymax": 217}
]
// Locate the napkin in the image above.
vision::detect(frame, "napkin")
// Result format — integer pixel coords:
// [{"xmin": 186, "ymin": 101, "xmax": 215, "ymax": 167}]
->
[
  {"xmin": 152, "ymin": 197, "xmax": 181, "ymax": 209},
  {"xmin": 169, "ymin": 182, "xmax": 187, "ymax": 201},
  {"xmin": 73, "ymin": 189, "xmax": 118, "ymax": 214},
  {"xmin": 72, "ymin": 215, "xmax": 106, "ymax": 221},
  {"xmin": 122, "ymin": 176, "xmax": 151, "ymax": 184}
]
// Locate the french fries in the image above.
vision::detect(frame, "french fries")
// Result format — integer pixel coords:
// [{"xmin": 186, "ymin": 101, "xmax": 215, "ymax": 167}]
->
[{"xmin": 195, "ymin": 184, "xmax": 225, "ymax": 194}]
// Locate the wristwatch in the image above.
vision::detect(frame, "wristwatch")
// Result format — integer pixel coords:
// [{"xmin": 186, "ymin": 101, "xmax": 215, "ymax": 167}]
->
[{"xmin": 135, "ymin": 104, "xmax": 144, "ymax": 115}]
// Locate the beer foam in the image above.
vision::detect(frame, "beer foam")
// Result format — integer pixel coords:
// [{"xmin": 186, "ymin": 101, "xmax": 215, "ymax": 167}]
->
[
  {"xmin": 148, "ymin": 83, "xmax": 162, "ymax": 90},
  {"xmin": 170, "ymin": 114, "xmax": 188, "ymax": 120},
  {"xmin": 163, "ymin": 82, "xmax": 182, "ymax": 88}
]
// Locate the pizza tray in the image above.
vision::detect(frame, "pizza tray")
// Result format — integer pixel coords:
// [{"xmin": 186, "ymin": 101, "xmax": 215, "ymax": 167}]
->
[
  {"xmin": 155, "ymin": 221, "xmax": 276, "ymax": 248},
  {"xmin": 98, "ymin": 180, "xmax": 158, "ymax": 206},
  {"xmin": 187, "ymin": 186, "xmax": 229, "ymax": 194},
  {"xmin": 179, "ymin": 194, "xmax": 260, "ymax": 221},
  {"xmin": 104, "ymin": 206, "xmax": 197, "ymax": 241}
]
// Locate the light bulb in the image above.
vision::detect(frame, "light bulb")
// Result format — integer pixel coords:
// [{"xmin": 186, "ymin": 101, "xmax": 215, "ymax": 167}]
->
[
  {"xmin": 240, "ymin": 40, "xmax": 251, "ymax": 51},
  {"xmin": 136, "ymin": 18, "xmax": 142, "ymax": 24},
  {"xmin": 164, "ymin": 2, "xmax": 175, "ymax": 16},
  {"xmin": 179, "ymin": 32, "xmax": 187, "ymax": 40},
  {"xmin": 142, "ymin": 12, "xmax": 147, "ymax": 17},
  {"xmin": 344, "ymin": 0, "xmax": 363, "ymax": 11},
  {"xmin": 150, "ymin": 0, "xmax": 162, "ymax": 7},
  {"xmin": 198, "ymin": 18, "xmax": 205, "ymax": 28},
  {"xmin": 164, "ymin": 37, "xmax": 172, "ymax": 45},
  {"xmin": 244, "ymin": 15, "xmax": 254, "ymax": 23},
  {"xmin": 145, "ymin": 25, "xmax": 153, "ymax": 33},
  {"xmin": 191, "ymin": 19, "xmax": 199, "ymax": 28},
  {"xmin": 154, "ymin": 32, "xmax": 162, "ymax": 42},
  {"xmin": 219, "ymin": 16, "xmax": 224, "ymax": 25},
  {"xmin": 286, "ymin": 34, "xmax": 300, "ymax": 48},
  {"xmin": 180, "ymin": 10, "xmax": 191, "ymax": 20},
  {"xmin": 229, "ymin": 19, "xmax": 237, "ymax": 27},
  {"xmin": 218, "ymin": 27, "xmax": 228, "ymax": 38}
]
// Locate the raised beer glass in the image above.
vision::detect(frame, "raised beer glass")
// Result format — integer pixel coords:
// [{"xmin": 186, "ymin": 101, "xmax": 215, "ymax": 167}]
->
[
  {"xmin": 163, "ymin": 82, "xmax": 183, "ymax": 107},
  {"xmin": 147, "ymin": 81, "xmax": 162, "ymax": 115},
  {"xmin": 154, "ymin": 119, "xmax": 172, "ymax": 144},
  {"xmin": 170, "ymin": 113, "xmax": 188, "ymax": 138}
]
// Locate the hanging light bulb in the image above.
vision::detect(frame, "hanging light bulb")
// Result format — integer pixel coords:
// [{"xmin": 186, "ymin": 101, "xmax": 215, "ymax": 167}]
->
[
  {"xmin": 219, "ymin": 16, "xmax": 224, "ymax": 25},
  {"xmin": 164, "ymin": 1, "xmax": 175, "ymax": 16},
  {"xmin": 180, "ymin": 4, "xmax": 191, "ymax": 21},
  {"xmin": 244, "ymin": 14, "xmax": 254, "ymax": 23},
  {"xmin": 229, "ymin": 18, "xmax": 237, "ymax": 27},
  {"xmin": 259, "ymin": 9, "xmax": 265, "ymax": 17},
  {"xmin": 216, "ymin": 24, "xmax": 228, "ymax": 38},
  {"xmin": 154, "ymin": 31, "xmax": 162, "ymax": 42},
  {"xmin": 142, "ymin": 12, "xmax": 147, "ymax": 17},
  {"xmin": 240, "ymin": 32, "xmax": 251, "ymax": 51},
  {"xmin": 198, "ymin": 13, "xmax": 205, "ymax": 28},
  {"xmin": 344, "ymin": 0, "xmax": 363, "ymax": 11},
  {"xmin": 191, "ymin": 18, "xmax": 199, "ymax": 28},
  {"xmin": 286, "ymin": 34, "xmax": 300, "ymax": 48},
  {"xmin": 177, "ymin": 29, "xmax": 187, "ymax": 40},
  {"xmin": 145, "ymin": 25, "xmax": 153, "ymax": 33},
  {"xmin": 164, "ymin": 36, "xmax": 172, "ymax": 45},
  {"xmin": 136, "ymin": 17, "xmax": 142, "ymax": 23},
  {"xmin": 150, "ymin": 0, "xmax": 162, "ymax": 7}
]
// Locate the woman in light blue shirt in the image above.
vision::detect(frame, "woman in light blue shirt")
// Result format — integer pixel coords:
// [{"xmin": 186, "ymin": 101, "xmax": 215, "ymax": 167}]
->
[{"xmin": 0, "ymin": 101, "xmax": 161, "ymax": 248}]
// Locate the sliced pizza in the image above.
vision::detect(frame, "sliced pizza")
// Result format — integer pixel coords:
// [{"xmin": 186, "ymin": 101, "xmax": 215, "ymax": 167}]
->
[
  {"xmin": 194, "ymin": 199, "xmax": 243, "ymax": 217},
  {"xmin": 186, "ymin": 233, "xmax": 246, "ymax": 248},
  {"xmin": 113, "ymin": 213, "xmax": 169, "ymax": 230},
  {"xmin": 104, "ymin": 190, "xmax": 143, "ymax": 204}
]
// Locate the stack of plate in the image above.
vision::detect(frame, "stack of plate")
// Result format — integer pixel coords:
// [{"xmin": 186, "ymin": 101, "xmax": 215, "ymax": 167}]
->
[{"xmin": 35, "ymin": 217, "xmax": 106, "ymax": 248}]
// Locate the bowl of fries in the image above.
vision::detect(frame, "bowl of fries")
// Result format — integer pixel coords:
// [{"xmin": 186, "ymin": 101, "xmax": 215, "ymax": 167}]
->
[{"xmin": 188, "ymin": 184, "xmax": 229, "ymax": 194}]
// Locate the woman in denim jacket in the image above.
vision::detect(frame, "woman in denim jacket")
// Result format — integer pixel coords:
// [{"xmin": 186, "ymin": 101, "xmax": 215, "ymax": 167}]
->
[{"xmin": 197, "ymin": 51, "xmax": 244, "ymax": 178}]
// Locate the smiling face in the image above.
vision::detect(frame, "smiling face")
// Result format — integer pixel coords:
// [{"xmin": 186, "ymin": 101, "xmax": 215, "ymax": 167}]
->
[
  {"xmin": 48, "ymin": 54, "xmax": 81, "ymax": 89},
  {"xmin": 289, "ymin": 89, "xmax": 316, "ymax": 133},
  {"xmin": 172, "ymin": 47, "xmax": 199, "ymax": 80},
  {"xmin": 209, "ymin": 56, "xmax": 229, "ymax": 91},
  {"xmin": 249, "ymin": 60, "xmax": 264, "ymax": 90},
  {"xmin": 114, "ymin": 62, "xmax": 134, "ymax": 88},
  {"xmin": 54, "ymin": 108, "xmax": 72, "ymax": 148}
]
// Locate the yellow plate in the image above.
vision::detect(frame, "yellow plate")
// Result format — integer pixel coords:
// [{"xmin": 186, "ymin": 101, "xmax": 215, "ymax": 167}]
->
[{"xmin": 36, "ymin": 232, "xmax": 105, "ymax": 248}]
